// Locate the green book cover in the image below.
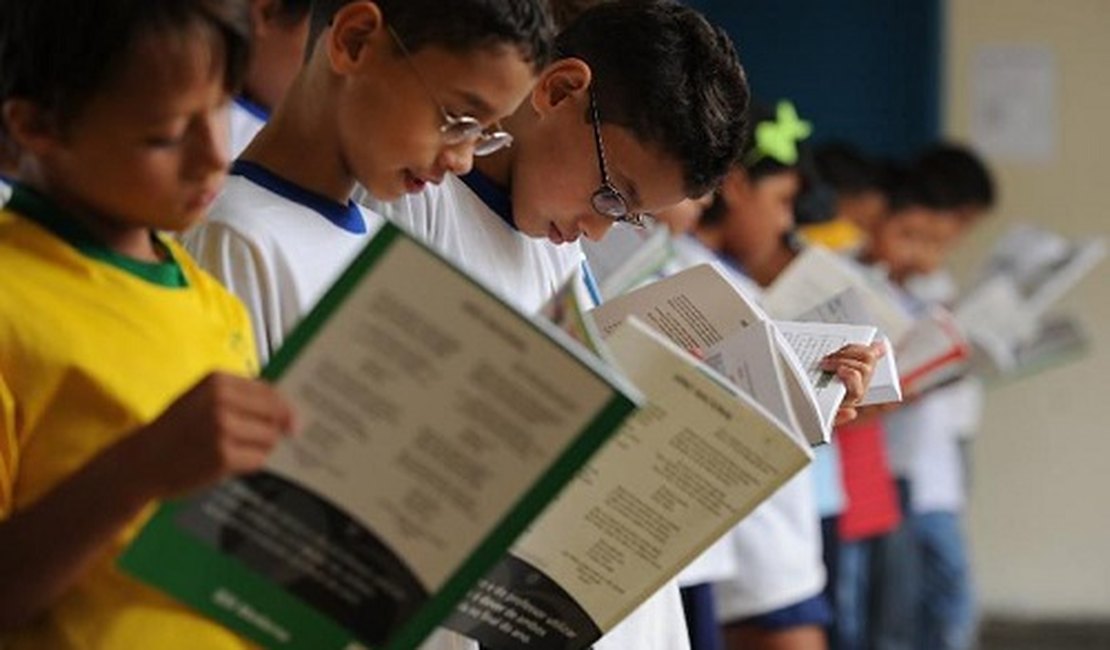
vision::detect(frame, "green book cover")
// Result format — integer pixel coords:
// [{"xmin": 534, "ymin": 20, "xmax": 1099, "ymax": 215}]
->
[{"xmin": 119, "ymin": 223, "xmax": 639, "ymax": 650}]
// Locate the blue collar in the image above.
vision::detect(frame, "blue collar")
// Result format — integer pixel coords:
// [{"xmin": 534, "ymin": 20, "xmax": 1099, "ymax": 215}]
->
[
  {"xmin": 459, "ymin": 169, "xmax": 516, "ymax": 230},
  {"xmin": 717, "ymin": 251, "xmax": 751, "ymax": 280},
  {"xmin": 234, "ymin": 95, "xmax": 271, "ymax": 122},
  {"xmin": 230, "ymin": 159, "xmax": 367, "ymax": 234}
]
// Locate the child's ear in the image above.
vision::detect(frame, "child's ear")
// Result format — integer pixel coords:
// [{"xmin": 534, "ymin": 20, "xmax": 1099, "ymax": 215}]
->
[
  {"xmin": 326, "ymin": 1, "xmax": 385, "ymax": 74},
  {"xmin": 529, "ymin": 58, "xmax": 592, "ymax": 117},
  {"xmin": 251, "ymin": 0, "xmax": 279, "ymax": 36},
  {"xmin": 719, "ymin": 166, "xmax": 751, "ymax": 204},
  {"xmin": 1, "ymin": 100, "xmax": 60, "ymax": 156}
]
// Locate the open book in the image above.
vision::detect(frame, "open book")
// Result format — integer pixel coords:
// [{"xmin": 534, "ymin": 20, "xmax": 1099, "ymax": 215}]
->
[
  {"xmin": 580, "ymin": 224, "xmax": 674, "ymax": 302},
  {"xmin": 956, "ymin": 224, "xmax": 1106, "ymax": 374},
  {"xmin": 1002, "ymin": 312, "xmax": 1092, "ymax": 381},
  {"xmin": 583, "ymin": 263, "xmax": 881, "ymax": 447},
  {"xmin": 789, "ymin": 288, "xmax": 903, "ymax": 406},
  {"xmin": 118, "ymin": 224, "xmax": 642, "ymax": 650},
  {"xmin": 763, "ymin": 246, "xmax": 970, "ymax": 397},
  {"xmin": 442, "ymin": 270, "xmax": 813, "ymax": 649}
]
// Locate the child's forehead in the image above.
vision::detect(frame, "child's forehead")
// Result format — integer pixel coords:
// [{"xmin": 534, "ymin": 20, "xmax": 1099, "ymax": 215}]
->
[
  {"xmin": 93, "ymin": 32, "xmax": 228, "ymax": 113},
  {"xmin": 370, "ymin": 39, "xmax": 535, "ymax": 128}
]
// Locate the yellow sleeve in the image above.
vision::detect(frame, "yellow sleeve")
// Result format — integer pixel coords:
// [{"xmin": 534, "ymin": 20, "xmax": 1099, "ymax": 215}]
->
[{"xmin": 0, "ymin": 369, "xmax": 18, "ymax": 519}]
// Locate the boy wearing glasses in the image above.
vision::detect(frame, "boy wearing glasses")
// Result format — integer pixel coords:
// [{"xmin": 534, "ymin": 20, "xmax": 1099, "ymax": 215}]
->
[
  {"xmin": 183, "ymin": 0, "xmax": 551, "ymax": 360},
  {"xmin": 374, "ymin": 2, "xmax": 749, "ymax": 647},
  {"xmin": 375, "ymin": 0, "xmax": 747, "ymax": 314}
]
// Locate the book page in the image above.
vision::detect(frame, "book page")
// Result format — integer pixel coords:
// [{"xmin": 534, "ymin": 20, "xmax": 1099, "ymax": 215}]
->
[
  {"xmin": 702, "ymin": 321, "xmax": 800, "ymax": 440},
  {"xmin": 581, "ymin": 225, "xmax": 674, "ymax": 301},
  {"xmin": 976, "ymin": 224, "xmax": 1106, "ymax": 317},
  {"xmin": 588, "ymin": 263, "xmax": 768, "ymax": 353},
  {"xmin": 773, "ymin": 321, "xmax": 877, "ymax": 444},
  {"xmin": 955, "ymin": 275, "xmax": 1037, "ymax": 369},
  {"xmin": 763, "ymin": 246, "xmax": 914, "ymax": 341},
  {"xmin": 1023, "ymin": 238, "xmax": 1106, "ymax": 315},
  {"xmin": 445, "ymin": 318, "xmax": 810, "ymax": 650},
  {"xmin": 539, "ymin": 265, "xmax": 608, "ymax": 359},
  {"xmin": 794, "ymin": 289, "xmax": 902, "ymax": 405},
  {"xmin": 990, "ymin": 312, "xmax": 1091, "ymax": 383},
  {"xmin": 896, "ymin": 307, "xmax": 972, "ymax": 395},
  {"xmin": 859, "ymin": 335, "xmax": 902, "ymax": 406},
  {"xmin": 121, "ymin": 226, "xmax": 639, "ymax": 650}
]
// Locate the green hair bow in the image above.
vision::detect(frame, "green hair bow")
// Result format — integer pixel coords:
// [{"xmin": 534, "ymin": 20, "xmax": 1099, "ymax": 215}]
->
[{"xmin": 745, "ymin": 100, "xmax": 813, "ymax": 167}]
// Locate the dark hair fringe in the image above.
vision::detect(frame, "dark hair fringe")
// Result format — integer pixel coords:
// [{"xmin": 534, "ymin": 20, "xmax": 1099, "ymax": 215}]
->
[
  {"xmin": 309, "ymin": 0, "xmax": 555, "ymax": 73},
  {"xmin": 557, "ymin": 0, "xmax": 750, "ymax": 197},
  {"xmin": 0, "ymin": 0, "xmax": 251, "ymax": 135}
]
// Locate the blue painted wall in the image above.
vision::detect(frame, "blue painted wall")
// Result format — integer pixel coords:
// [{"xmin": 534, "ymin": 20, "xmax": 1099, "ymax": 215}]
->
[{"xmin": 686, "ymin": 0, "xmax": 942, "ymax": 159}]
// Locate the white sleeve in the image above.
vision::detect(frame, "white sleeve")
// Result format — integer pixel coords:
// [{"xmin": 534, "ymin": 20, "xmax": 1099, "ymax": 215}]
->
[
  {"xmin": 594, "ymin": 581, "xmax": 691, "ymax": 650},
  {"xmin": 183, "ymin": 222, "xmax": 282, "ymax": 365}
]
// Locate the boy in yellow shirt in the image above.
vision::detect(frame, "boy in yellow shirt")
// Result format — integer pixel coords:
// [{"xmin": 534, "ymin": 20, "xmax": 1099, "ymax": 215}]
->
[{"xmin": 0, "ymin": 1, "xmax": 295, "ymax": 647}]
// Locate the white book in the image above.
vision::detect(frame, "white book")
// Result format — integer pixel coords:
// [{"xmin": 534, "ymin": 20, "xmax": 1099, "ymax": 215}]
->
[
  {"xmin": 586, "ymin": 263, "xmax": 872, "ymax": 446},
  {"xmin": 581, "ymin": 224, "xmax": 674, "ymax": 301},
  {"xmin": 766, "ymin": 248, "xmax": 975, "ymax": 398},
  {"xmin": 445, "ymin": 314, "xmax": 811, "ymax": 649},
  {"xmin": 978, "ymin": 224, "xmax": 1107, "ymax": 316},
  {"xmin": 793, "ymin": 288, "xmax": 903, "ymax": 406},
  {"xmin": 762, "ymin": 245, "xmax": 914, "ymax": 342},
  {"xmin": 958, "ymin": 225, "xmax": 1106, "ymax": 374}
]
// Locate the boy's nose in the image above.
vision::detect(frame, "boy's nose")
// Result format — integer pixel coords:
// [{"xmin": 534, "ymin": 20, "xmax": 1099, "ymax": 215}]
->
[
  {"xmin": 191, "ymin": 112, "xmax": 230, "ymax": 176},
  {"xmin": 438, "ymin": 142, "xmax": 475, "ymax": 177},
  {"xmin": 580, "ymin": 212, "xmax": 614, "ymax": 242}
]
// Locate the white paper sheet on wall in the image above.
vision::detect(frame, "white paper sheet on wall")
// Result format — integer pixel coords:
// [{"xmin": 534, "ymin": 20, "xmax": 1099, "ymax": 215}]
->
[{"xmin": 970, "ymin": 44, "xmax": 1057, "ymax": 163}]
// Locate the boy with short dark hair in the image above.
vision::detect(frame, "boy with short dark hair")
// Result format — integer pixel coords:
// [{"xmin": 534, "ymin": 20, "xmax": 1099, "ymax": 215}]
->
[
  {"xmin": 186, "ymin": 5, "xmax": 554, "ymax": 648},
  {"xmin": 0, "ymin": 1, "xmax": 296, "ymax": 647},
  {"xmin": 892, "ymin": 144, "xmax": 995, "ymax": 650},
  {"xmin": 375, "ymin": 2, "xmax": 750, "ymax": 647},
  {"xmin": 859, "ymin": 161, "xmax": 971, "ymax": 650},
  {"xmin": 185, "ymin": 0, "xmax": 555, "ymax": 359},
  {"xmin": 377, "ymin": 0, "xmax": 749, "ymax": 310}
]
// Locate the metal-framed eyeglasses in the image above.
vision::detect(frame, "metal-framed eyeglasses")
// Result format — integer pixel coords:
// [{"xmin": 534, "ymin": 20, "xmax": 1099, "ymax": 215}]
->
[
  {"xmin": 387, "ymin": 26, "xmax": 513, "ymax": 156},
  {"xmin": 588, "ymin": 91, "xmax": 649, "ymax": 228}
]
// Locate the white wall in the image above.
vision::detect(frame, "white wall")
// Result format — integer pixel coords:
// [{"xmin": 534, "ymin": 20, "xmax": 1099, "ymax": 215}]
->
[{"xmin": 945, "ymin": 0, "xmax": 1110, "ymax": 618}]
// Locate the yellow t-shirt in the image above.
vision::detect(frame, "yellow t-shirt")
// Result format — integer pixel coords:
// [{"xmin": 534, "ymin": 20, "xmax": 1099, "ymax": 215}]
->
[
  {"xmin": 798, "ymin": 219, "xmax": 867, "ymax": 252},
  {"xmin": 0, "ymin": 192, "xmax": 260, "ymax": 648}
]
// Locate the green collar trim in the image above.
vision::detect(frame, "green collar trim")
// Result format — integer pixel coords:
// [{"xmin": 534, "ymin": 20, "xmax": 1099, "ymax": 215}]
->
[{"xmin": 8, "ymin": 184, "xmax": 188, "ymax": 288}]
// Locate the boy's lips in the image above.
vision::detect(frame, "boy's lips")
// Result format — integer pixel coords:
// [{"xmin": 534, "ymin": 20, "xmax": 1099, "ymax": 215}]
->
[{"xmin": 403, "ymin": 170, "xmax": 443, "ymax": 194}]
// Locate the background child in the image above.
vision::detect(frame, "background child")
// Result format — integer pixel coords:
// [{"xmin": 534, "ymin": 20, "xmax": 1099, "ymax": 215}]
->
[
  {"xmin": 893, "ymin": 144, "xmax": 995, "ymax": 650},
  {"xmin": 799, "ymin": 143, "xmax": 890, "ymax": 254},
  {"xmin": 857, "ymin": 160, "xmax": 968, "ymax": 650},
  {"xmin": 0, "ymin": 1, "xmax": 295, "ymax": 647},
  {"xmin": 185, "ymin": 0, "xmax": 553, "ymax": 360},
  {"xmin": 695, "ymin": 102, "xmax": 878, "ymax": 650},
  {"xmin": 230, "ymin": 0, "xmax": 312, "ymax": 155}
]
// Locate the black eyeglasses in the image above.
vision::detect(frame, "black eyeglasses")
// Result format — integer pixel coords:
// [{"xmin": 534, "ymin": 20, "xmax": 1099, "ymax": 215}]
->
[
  {"xmin": 588, "ymin": 91, "xmax": 648, "ymax": 228},
  {"xmin": 387, "ymin": 26, "xmax": 513, "ymax": 156}
]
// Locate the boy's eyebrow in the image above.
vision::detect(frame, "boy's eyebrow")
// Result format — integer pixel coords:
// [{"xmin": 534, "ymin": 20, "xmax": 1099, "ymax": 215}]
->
[{"xmin": 449, "ymin": 90, "xmax": 497, "ymax": 120}]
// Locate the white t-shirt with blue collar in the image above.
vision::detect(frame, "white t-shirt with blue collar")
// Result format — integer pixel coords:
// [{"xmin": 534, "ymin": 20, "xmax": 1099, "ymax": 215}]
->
[
  {"xmin": 229, "ymin": 96, "xmax": 269, "ymax": 159},
  {"xmin": 376, "ymin": 171, "xmax": 587, "ymax": 315},
  {"xmin": 182, "ymin": 159, "xmax": 384, "ymax": 362}
]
